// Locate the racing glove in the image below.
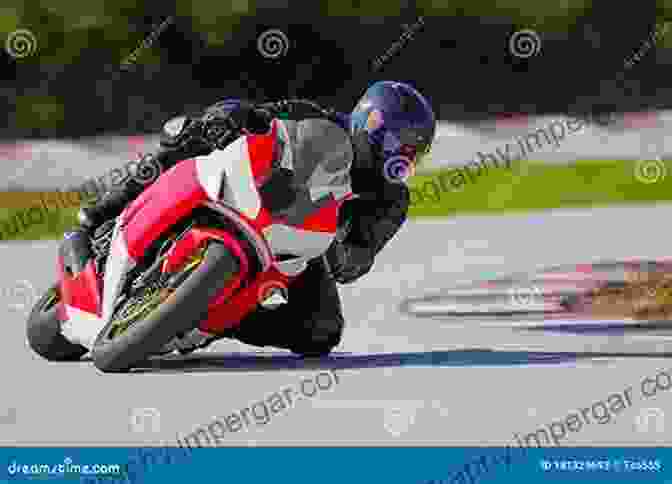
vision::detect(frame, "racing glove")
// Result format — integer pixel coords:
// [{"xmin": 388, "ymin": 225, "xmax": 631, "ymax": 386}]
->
[
  {"xmin": 199, "ymin": 99, "xmax": 274, "ymax": 145},
  {"xmin": 325, "ymin": 240, "xmax": 375, "ymax": 284}
]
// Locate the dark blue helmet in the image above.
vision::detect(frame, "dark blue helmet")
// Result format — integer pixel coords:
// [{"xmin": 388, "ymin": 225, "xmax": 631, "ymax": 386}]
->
[{"xmin": 350, "ymin": 81, "xmax": 436, "ymax": 173}]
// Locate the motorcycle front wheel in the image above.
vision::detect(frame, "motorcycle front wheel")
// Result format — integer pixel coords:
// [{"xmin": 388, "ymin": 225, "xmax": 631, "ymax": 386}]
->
[
  {"xmin": 26, "ymin": 285, "xmax": 88, "ymax": 361},
  {"xmin": 91, "ymin": 242, "xmax": 240, "ymax": 373}
]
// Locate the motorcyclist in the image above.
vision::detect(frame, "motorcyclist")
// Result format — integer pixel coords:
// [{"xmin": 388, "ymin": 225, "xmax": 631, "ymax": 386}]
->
[{"xmin": 75, "ymin": 81, "xmax": 436, "ymax": 356}]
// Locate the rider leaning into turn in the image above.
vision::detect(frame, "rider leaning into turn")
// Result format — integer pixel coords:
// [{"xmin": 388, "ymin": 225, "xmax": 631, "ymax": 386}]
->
[{"xmin": 75, "ymin": 81, "xmax": 437, "ymax": 357}]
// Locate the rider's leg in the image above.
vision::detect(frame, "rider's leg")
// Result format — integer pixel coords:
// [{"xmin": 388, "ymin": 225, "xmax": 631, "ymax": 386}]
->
[
  {"xmin": 231, "ymin": 257, "xmax": 344, "ymax": 356},
  {"xmin": 77, "ymin": 180, "xmax": 145, "ymax": 233},
  {"xmin": 76, "ymin": 147, "xmax": 197, "ymax": 234}
]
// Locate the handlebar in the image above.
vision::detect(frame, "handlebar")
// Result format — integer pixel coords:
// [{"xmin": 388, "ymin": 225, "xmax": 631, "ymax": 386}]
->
[{"xmin": 192, "ymin": 99, "xmax": 339, "ymax": 151}]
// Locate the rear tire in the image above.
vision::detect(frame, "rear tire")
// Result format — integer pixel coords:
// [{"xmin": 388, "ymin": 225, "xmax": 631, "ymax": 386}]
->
[
  {"xmin": 91, "ymin": 242, "xmax": 240, "ymax": 373},
  {"xmin": 26, "ymin": 285, "xmax": 88, "ymax": 361}
]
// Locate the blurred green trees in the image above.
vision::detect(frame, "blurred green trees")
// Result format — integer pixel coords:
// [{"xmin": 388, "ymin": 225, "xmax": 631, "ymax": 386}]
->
[
  {"xmin": 3, "ymin": 0, "xmax": 644, "ymax": 66},
  {"xmin": 1, "ymin": 0, "xmax": 670, "ymax": 137}
]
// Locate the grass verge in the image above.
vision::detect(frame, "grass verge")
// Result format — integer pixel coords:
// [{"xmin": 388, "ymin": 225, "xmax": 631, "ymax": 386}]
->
[
  {"xmin": 0, "ymin": 158, "xmax": 670, "ymax": 241},
  {"xmin": 408, "ymin": 158, "xmax": 672, "ymax": 216}
]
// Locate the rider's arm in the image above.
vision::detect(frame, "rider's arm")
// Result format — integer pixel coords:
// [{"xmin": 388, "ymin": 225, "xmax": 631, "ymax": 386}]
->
[
  {"xmin": 323, "ymin": 159, "xmax": 410, "ymax": 284},
  {"xmin": 340, "ymin": 165, "xmax": 410, "ymax": 257}
]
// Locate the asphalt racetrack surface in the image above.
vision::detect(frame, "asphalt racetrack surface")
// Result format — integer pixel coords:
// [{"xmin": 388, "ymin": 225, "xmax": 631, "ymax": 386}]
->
[{"xmin": 2, "ymin": 204, "xmax": 672, "ymax": 447}]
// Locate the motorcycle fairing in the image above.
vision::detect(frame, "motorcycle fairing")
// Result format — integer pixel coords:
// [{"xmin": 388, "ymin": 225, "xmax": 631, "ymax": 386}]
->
[
  {"xmin": 58, "ymin": 118, "xmax": 355, "ymax": 349},
  {"xmin": 59, "ymin": 257, "xmax": 104, "ymax": 349}
]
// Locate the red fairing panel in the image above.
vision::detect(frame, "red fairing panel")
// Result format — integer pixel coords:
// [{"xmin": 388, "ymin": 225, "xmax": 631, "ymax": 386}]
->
[
  {"xmin": 161, "ymin": 226, "xmax": 255, "ymax": 334},
  {"xmin": 246, "ymin": 120, "xmax": 278, "ymax": 185},
  {"xmin": 161, "ymin": 227, "xmax": 249, "ymax": 282},
  {"xmin": 122, "ymin": 159, "xmax": 209, "ymax": 261},
  {"xmin": 200, "ymin": 267, "xmax": 294, "ymax": 333},
  {"xmin": 298, "ymin": 199, "xmax": 342, "ymax": 233},
  {"xmin": 58, "ymin": 256, "xmax": 102, "ymax": 316}
]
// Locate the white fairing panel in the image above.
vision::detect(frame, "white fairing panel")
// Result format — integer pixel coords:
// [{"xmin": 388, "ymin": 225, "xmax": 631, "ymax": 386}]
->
[
  {"xmin": 60, "ymin": 306, "xmax": 103, "ymax": 350},
  {"xmin": 195, "ymin": 136, "xmax": 261, "ymax": 219},
  {"xmin": 61, "ymin": 217, "xmax": 137, "ymax": 350},
  {"xmin": 263, "ymin": 224, "xmax": 335, "ymax": 276},
  {"xmin": 101, "ymin": 219, "xmax": 137, "ymax": 324}
]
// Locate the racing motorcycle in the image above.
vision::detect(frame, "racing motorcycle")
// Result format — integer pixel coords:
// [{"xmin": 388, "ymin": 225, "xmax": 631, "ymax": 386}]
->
[{"xmin": 26, "ymin": 101, "xmax": 353, "ymax": 372}]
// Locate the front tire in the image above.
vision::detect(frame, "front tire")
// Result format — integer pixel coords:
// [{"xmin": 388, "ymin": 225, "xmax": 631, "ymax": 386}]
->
[
  {"xmin": 91, "ymin": 242, "xmax": 240, "ymax": 373},
  {"xmin": 26, "ymin": 285, "xmax": 88, "ymax": 361}
]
